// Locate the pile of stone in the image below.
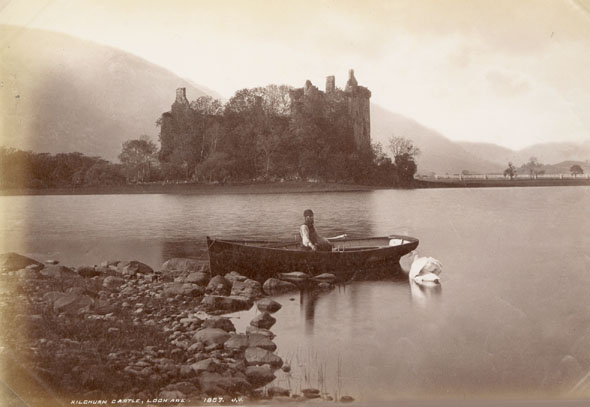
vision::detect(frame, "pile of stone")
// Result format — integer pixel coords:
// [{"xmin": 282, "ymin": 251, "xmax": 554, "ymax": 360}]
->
[{"xmin": 0, "ymin": 252, "xmax": 337, "ymax": 403}]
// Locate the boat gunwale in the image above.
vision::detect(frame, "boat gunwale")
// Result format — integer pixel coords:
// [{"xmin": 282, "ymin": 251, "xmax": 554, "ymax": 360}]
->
[{"xmin": 206, "ymin": 235, "xmax": 419, "ymax": 254}]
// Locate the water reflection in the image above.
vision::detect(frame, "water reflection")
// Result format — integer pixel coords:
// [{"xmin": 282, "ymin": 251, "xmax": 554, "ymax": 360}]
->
[{"xmin": 409, "ymin": 280, "xmax": 442, "ymax": 308}]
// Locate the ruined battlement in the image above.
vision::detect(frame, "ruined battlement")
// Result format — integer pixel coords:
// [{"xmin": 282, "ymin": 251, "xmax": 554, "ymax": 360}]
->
[{"xmin": 290, "ymin": 69, "xmax": 371, "ymax": 151}]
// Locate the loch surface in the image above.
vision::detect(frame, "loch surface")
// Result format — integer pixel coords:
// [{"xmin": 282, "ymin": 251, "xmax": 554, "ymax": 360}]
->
[{"xmin": 1, "ymin": 186, "xmax": 589, "ymax": 400}]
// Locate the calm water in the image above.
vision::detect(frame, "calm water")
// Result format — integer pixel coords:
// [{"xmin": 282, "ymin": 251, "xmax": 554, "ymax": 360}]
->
[{"xmin": 1, "ymin": 187, "xmax": 590, "ymax": 400}]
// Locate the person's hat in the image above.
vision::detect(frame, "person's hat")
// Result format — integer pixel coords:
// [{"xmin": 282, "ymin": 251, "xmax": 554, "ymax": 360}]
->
[{"xmin": 303, "ymin": 209, "xmax": 314, "ymax": 217}]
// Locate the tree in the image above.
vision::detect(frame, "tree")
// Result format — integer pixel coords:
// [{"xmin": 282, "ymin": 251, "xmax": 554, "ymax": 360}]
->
[
  {"xmin": 570, "ymin": 164, "xmax": 584, "ymax": 178},
  {"xmin": 119, "ymin": 136, "xmax": 159, "ymax": 183},
  {"xmin": 388, "ymin": 136, "xmax": 421, "ymax": 159},
  {"xmin": 523, "ymin": 156, "xmax": 543, "ymax": 179},
  {"xmin": 504, "ymin": 162, "xmax": 517, "ymax": 180}
]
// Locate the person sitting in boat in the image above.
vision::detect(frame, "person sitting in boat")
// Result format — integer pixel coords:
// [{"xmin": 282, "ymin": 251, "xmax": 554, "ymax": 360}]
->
[{"xmin": 300, "ymin": 209, "xmax": 333, "ymax": 251}]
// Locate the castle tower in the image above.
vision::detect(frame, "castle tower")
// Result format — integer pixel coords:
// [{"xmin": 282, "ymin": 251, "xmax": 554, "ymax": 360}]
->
[
  {"xmin": 344, "ymin": 70, "xmax": 371, "ymax": 151},
  {"xmin": 325, "ymin": 75, "xmax": 335, "ymax": 93}
]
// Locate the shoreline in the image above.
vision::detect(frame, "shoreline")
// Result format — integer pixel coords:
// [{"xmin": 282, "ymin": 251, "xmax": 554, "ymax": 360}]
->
[{"xmin": 1, "ymin": 178, "xmax": 590, "ymax": 196}]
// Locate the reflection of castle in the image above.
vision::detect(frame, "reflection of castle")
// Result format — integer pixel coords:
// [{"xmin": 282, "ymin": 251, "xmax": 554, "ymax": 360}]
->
[{"xmin": 289, "ymin": 69, "xmax": 372, "ymax": 151}]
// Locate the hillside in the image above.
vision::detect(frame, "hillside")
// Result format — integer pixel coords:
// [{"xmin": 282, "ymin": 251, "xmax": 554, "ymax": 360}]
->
[
  {"xmin": 370, "ymin": 105, "xmax": 503, "ymax": 175},
  {"xmin": 0, "ymin": 25, "xmax": 209, "ymax": 161},
  {"xmin": 459, "ymin": 141, "xmax": 590, "ymax": 168}
]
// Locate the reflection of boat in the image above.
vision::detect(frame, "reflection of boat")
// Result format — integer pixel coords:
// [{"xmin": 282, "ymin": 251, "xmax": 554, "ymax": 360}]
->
[{"xmin": 206, "ymin": 235, "xmax": 419, "ymax": 281}]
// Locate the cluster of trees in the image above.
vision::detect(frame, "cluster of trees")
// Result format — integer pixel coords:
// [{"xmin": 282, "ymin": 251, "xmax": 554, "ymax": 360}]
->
[
  {"xmin": 502, "ymin": 157, "xmax": 585, "ymax": 179},
  {"xmin": 0, "ymin": 147, "xmax": 125, "ymax": 189},
  {"xmin": 154, "ymin": 85, "xmax": 419, "ymax": 186}
]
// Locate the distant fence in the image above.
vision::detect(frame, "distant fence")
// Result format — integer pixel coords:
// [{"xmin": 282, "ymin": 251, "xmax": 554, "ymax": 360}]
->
[{"xmin": 417, "ymin": 173, "xmax": 590, "ymax": 181}]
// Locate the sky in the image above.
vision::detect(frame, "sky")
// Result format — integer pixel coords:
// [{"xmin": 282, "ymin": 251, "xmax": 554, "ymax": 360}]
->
[{"xmin": 1, "ymin": 0, "xmax": 590, "ymax": 150}]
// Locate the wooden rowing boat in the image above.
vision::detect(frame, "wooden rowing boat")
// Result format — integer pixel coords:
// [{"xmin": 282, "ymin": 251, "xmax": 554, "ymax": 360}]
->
[{"xmin": 206, "ymin": 235, "xmax": 419, "ymax": 281}]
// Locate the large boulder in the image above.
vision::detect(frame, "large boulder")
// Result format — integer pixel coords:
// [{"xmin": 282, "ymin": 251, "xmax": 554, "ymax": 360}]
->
[
  {"xmin": 245, "ymin": 366, "xmax": 276, "ymax": 387},
  {"xmin": 162, "ymin": 258, "xmax": 209, "ymax": 274},
  {"xmin": 201, "ymin": 295, "xmax": 253, "ymax": 313},
  {"xmin": 247, "ymin": 334, "xmax": 277, "ymax": 351},
  {"xmin": 53, "ymin": 292, "xmax": 94, "ymax": 314},
  {"xmin": 224, "ymin": 271, "xmax": 247, "ymax": 284},
  {"xmin": 198, "ymin": 371, "xmax": 250, "ymax": 395},
  {"xmin": 263, "ymin": 278, "xmax": 298, "ymax": 295},
  {"xmin": 194, "ymin": 328, "xmax": 231, "ymax": 347},
  {"xmin": 183, "ymin": 272, "xmax": 210, "ymax": 286},
  {"xmin": 118, "ymin": 261, "xmax": 153, "ymax": 276},
  {"xmin": 0, "ymin": 252, "xmax": 42, "ymax": 272},
  {"xmin": 16, "ymin": 268, "xmax": 39, "ymax": 279},
  {"xmin": 224, "ymin": 334, "xmax": 249, "ymax": 352},
  {"xmin": 206, "ymin": 275, "xmax": 232, "ymax": 296},
  {"xmin": 230, "ymin": 279, "xmax": 263, "ymax": 299},
  {"xmin": 76, "ymin": 266, "xmax": 102, "ymax": 278},
  {"xmin": 191, "ymin": 358, "xmax": 220, "ymax": 373},
  {"xmin": 201, "ymin": 316, "xmax": 236, "ymax": 332},
  {"xmin": 256, "ymin": 298, "xmax": 282, "ymax": 313},
  {"xmin": 246, "ymin": 326, "xmax": 275, "ymax": 339},
  {"xmin": 250, "ymin": 312, "xmax": 276, "ymax": 330},
  {"xmin": 311, "ymin": 273, "xmax": 337, "ymax": 283},
  {"xmin": 278, "ymin": 272, "xmax": 310, "ymax": 282},
  {"xmin": 40, "ymin": 265, "xmax": 76, "ymax": 279},
  {"xmin": 244, "ymin": 347, "xmax": 283, "ymax": 368},
  {"xmin": 162, "ymin": 283, "xmax": 205, "ymax": 297}
]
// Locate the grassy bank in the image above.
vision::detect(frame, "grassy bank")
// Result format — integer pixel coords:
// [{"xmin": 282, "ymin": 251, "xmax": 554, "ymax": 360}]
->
[
  {"xmin": 0, "ymin": 181, "xmax": 378, "ymax": 196},
  {"xmin": 1, "ymin": 178, "xmax": 589, "ymax": 197}
]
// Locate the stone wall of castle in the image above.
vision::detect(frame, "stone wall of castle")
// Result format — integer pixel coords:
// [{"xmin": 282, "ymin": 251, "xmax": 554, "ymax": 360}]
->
[{"xmin": 289, "ymin": 69, "xmax": 371, "ymax": 151}]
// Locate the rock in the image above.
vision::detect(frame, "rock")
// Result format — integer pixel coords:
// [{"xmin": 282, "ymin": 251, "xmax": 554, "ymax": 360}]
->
[
  {"xmin": 40, "ymin": 265, "xmax": 75, "ymax": 279},
  {"xmin": 191, "ymin": 358, "xmax": 219, "ymax": 373},
  {"xmin": 267, "ymin": 386, "xmax": 290, "ymax": 397},
  {"xmin": 281, "ymin": 364, "xmax": 291, "ymax": 372},
  {"xmin": 25, "ymin": 263, "xmax": 43, "ymax": 271},
  {"xmin": 245, "ymin": 326, "xmax": 275, "ymax": 339},
  {"xmin": 158, "ymin": 390, "xmax": 185, "ymax": 400},
  {"xmin": 312, "ymin": 273, "xmax": 337, "ymax": 283},
  {"xmin": 263, "ymin": 278, "xmax": 298, "ymax": 295},
  {"xmin": 53, "ymin": 292, "xmax": 94, "ymax": 314},
  {"xmin": 206, "ymin": 275, "xmax": 232, "ymax": 295},
  {"xmin": 247, "ymin": 334, "xmax": 277, "ymax": 351},
  {"xmin": 43, "ymin": 291, "xmax": 64, "ymax": 303},
  {"xmin": 245, "ymin": 366, "xmax": 276, "ymax": 387},
  {"xmin": 16, "ymin": 268, "xmax": 39, "ymax": 279},
  {"xmin": 117, "ymin": 260, "xmax": 153, "ymax": 276},
  {"xmin": 197, "ymin": 372, "xmax": 232, "ymax": 395},
  {"xmin": 302, "ymin": 388, "xmax": 321, "ymax": 399},
  {"xmin": 340, "ymin": 396, "xmax": 355, "ymax": 403},
  {"xmin": 184, "ymin": 272, "xmax": 210, "ymax": 286},
  {"xmin": 77, "ymin": 266, "xmax": 101, "ymax": 278},
  {"xmin": 230, "ymin": 279, "xmax": 263, "ymax": 299},
  {"xmin": 45, "ymin": 259, "xmax": 59, "ymax": 265},
  {"xmin": 278, "ymin": 271, "xmax": 310, "ymax": 282},
  {"xmin": 224, "ymin": 271, "xmax": 247, "ymax": 283},
  {"xmin": 103, "ymin": 276, "xmax": 125, "ymax": 290},
  {"xmin": 0, "ymin": 252, "xmax": 42, "ymax": 272},
  {"xmin": 161, "ymin": 382, "xmax": 198, "ymax": 396},
  {"xmin": 244, "ymin": 347, "xmax": 283, "ymax": 368},
  {"xmin": 256, "ymin": 298, "xmax": 282, "ymax": 313},
  {"xmin": 202, "ymin": 316, "xmax": 235, "ymax": 332},
  {"xmin": 194, "ymin": 328, "xmax": 231, "ymax": 346},
  {"xmin": 163, "ymin": 283, "xmax": 205, "ymax": 297},
  {"xmin": 250, "ymin": 312, "xmax": 276, "ymax": 329},
  {"xmin": 201, "ymin": 295, "xmax": 253, "ymax": 313},
  {"xmin": 162, "ymin": 258, "xmax": 209, "ymax": 274},
  {"xmin": 318, "ymin": 282, "xmax": 333, "ymax": 290},
  {"xmin": 224, "ymin": 334, "xmax": 249, "ymax": 352}
]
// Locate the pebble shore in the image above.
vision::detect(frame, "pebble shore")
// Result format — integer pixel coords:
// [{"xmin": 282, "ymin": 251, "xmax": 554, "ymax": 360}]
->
[{"xmin": 0, "ymin": 252, "xmax": 354, "ymax": 405}]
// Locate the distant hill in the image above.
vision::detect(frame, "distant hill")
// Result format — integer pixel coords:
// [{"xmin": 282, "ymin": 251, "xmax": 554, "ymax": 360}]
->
[
  {"xmin": 459, "ymin": 141, "xmax": 590, "ymax": 168},
  {"xmin": 0, "ymin": 25, "xmax": 209, "ymax": 161},
  {"xmin": 370, "ymin": 105, "xmax": 503, "ymax": 175},
  {"xmin": 534, "ymin": 160, "xmax": 590, "ymax": 175}
]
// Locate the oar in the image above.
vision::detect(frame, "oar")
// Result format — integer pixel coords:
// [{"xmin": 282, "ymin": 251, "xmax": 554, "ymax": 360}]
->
[{"xmin": 328, "ymin": 234, "xmax": 348, "ymax": 240}]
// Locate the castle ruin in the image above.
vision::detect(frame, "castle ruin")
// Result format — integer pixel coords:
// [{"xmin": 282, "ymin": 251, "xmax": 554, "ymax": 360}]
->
[{"xmin": 289, "ymin": 69, "xmax": 372, "ymax": 151}]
